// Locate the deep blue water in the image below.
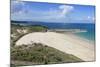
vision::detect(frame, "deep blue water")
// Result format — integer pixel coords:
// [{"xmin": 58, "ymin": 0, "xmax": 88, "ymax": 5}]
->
[{"xmin": 12, "ymin": 21, "xmax": 95, "ymax": 41}]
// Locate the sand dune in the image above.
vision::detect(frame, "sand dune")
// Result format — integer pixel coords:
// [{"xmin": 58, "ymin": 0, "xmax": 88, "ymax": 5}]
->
[{"xmin": 16, "ymin": 32, "xmax": 95, "ymax": 61}]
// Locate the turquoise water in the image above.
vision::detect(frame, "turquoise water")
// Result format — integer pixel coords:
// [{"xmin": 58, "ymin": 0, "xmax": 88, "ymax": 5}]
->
[{"xmin": 75, "ymin": 31, "xmax": 95, "ymax": 42}]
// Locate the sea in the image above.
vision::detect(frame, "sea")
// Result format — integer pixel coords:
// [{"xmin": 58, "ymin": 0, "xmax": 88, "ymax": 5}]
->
[{"xmin": 12, "ymin": 21, "xmax": 95, "ymax": 42}]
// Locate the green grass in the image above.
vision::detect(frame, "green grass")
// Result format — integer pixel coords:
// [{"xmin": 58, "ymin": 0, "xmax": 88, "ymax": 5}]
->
[
  {"xmin": 11, "ymin": 43, "xmax": 83, "ymax": 66},
  {"xmin": 11, "ymin": 24, "xmax": 47, "ymax": 33},
  {"xmin": 27, "ymin": 25, "xmax": 47, "ymax": 32}
]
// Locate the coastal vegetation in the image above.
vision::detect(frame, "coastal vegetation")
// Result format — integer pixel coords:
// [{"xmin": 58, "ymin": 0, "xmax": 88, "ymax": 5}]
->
[
  {"xmin": 11, "ymin": 43, "xmax": 83, "ymax": 66},
  {"xmin": 11, "ymin": 24, "xmax": 47, "ymax": 46},
  {"xmin": 11, "ymin": 23, "xmax": 83, "ymax": 66}
]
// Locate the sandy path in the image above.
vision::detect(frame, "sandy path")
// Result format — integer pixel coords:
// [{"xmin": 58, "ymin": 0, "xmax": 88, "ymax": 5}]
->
[{"xmin": 16, "ymin": 32, "xmax": 95, "ymax": 61}]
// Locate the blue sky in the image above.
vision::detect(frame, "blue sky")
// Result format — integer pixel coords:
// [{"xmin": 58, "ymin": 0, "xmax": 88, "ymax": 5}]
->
[{"xmin": 11, "ymin": 0, "xmax": 95, "ymax": 23}]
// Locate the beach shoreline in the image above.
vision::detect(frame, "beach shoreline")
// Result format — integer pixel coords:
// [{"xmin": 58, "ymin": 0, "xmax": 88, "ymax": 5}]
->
[{"xmin": 16, "ymin": 32, "xmax": 95, "ymax": 61}]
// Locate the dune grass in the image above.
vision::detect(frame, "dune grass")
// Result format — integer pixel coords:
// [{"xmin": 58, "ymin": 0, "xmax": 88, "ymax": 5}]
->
[{"xmin": 11, "ymin": 43, "xmax": 83, "ymax": 66}]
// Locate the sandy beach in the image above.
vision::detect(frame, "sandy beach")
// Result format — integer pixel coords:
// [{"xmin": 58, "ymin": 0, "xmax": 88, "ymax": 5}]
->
[{"xmin": 16, "ymin": 32, "xmax": 95, "ymax": 61}]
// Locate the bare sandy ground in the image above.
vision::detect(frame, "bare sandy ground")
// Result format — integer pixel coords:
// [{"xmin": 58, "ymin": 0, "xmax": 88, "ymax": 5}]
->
[{"xmin": 16, "ymin": 32, "xmax": 95, "ymax": 61}]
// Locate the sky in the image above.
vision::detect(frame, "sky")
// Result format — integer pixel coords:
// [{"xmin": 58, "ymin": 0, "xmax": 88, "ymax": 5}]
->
[{"xmin": 11, "ymin": 0, "xmax": 95, "ymax": 23}]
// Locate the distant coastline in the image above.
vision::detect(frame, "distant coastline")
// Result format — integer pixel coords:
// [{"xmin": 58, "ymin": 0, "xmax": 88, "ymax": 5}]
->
[{"xmin": 11, "ymin": 20, "xmax": 95, "ymax": 42}]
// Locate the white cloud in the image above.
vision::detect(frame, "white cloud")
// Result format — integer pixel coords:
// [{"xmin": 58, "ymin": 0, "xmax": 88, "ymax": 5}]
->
[
  {"xmin": 59, "ymin": 5, "xmax": 74, "ymax": 17},
  {"xmin": 37, "ymin": 5, "xmax": 74, "ymax": 21},
  {"xmin": 87, "ymin": 16, "xmax": 91, "ymax": 19},
  {"xmin": 11, "ymin": 0, "xmax": 26, "ymax": 14},
  {"xmin": 92, "ymin": 17, "xmax": 95, "ymax": 21},
  {"xmin": 87, "ymin": 16, "xmax": 95, "ymax": 22}
]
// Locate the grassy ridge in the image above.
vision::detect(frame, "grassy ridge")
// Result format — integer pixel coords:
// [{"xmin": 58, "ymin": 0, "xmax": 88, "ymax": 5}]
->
[{"xmin": 11, "ymin": 43, "xmax": 83, "ymax": 66}]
